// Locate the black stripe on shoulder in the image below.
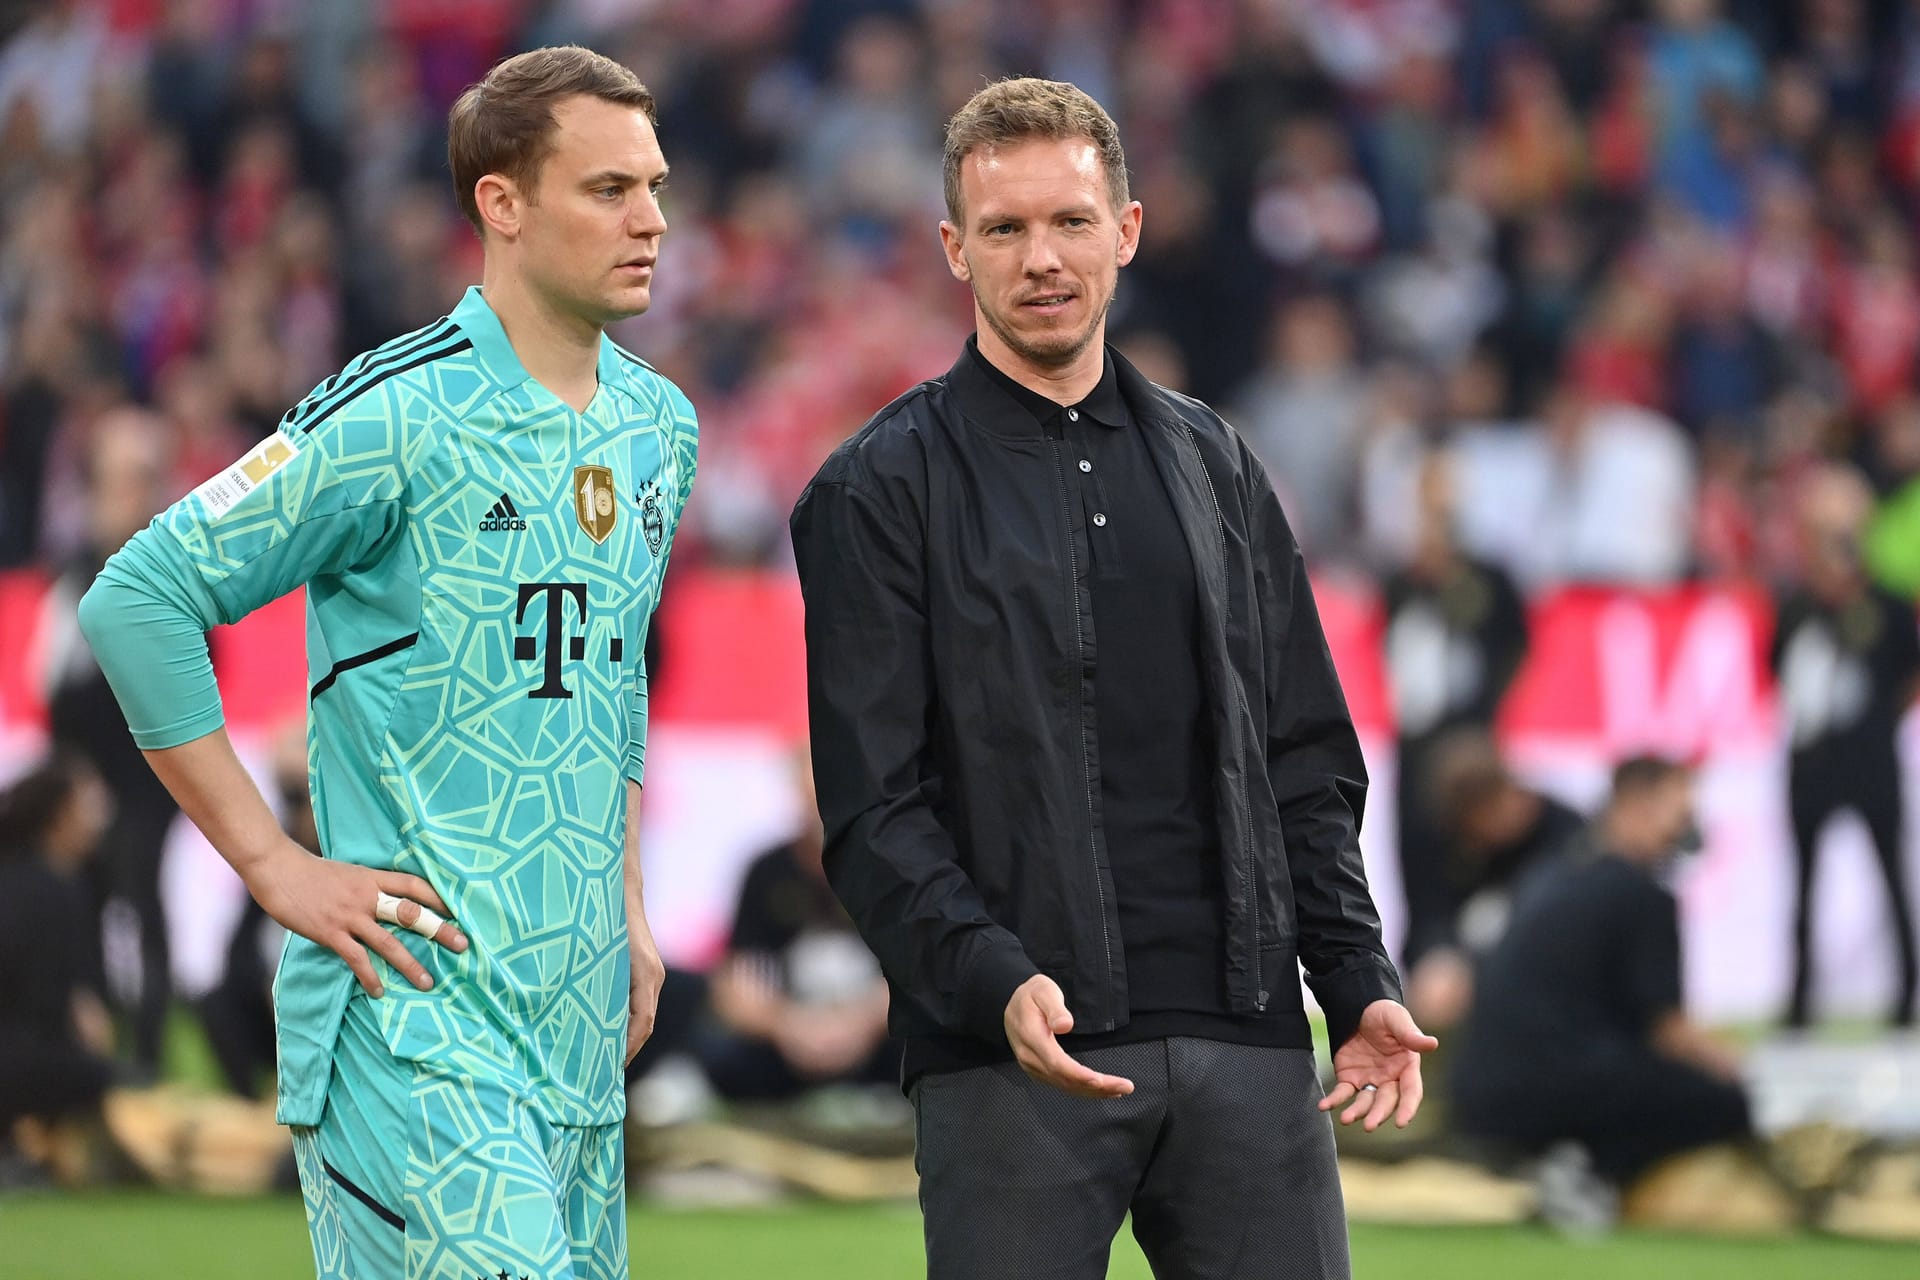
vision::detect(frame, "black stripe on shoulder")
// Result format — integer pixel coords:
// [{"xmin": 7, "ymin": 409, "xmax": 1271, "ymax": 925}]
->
[
  {"xmin": 297, "ymin": 338, "xmax": 473, "ymax": 433},
  {"xmin": 310, "ymin": 632, "xmax": 420, "ymax": 702},
  {"xmin": 322, "ymin": 1159, "xmax": 404, "ymax": 1232},
  {"xmin": 614, "ymin": 347, "xmax": 656, "ymax": 374},
  {"xmin": 288, "ymin": 318, "xmax": 460, "ymax": 427},
  {"xmin": 289, "ymin": 319, "xmax": 455, "ymax": 430}
]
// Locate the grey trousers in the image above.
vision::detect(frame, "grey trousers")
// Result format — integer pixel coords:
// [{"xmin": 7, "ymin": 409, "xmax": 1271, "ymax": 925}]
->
[{"xmin": 912, "ymin": 1039, "xmax": 1349, "ymax": 1280}]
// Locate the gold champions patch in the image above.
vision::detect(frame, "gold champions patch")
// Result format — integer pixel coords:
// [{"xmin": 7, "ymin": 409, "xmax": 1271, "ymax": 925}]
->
[
  {"xmin": 194, "ymin": 434, "xmax": 300, "ymax": 519},
  {"xmin": 574, "ymin": 464, "xmax": 616, "ymax": 544}
]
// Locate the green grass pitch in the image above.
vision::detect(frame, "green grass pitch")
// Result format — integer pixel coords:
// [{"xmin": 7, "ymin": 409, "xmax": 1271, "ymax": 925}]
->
[{"xmin": 1, "ymin": 1194, "xmax": 1915, "ymax": 1279}]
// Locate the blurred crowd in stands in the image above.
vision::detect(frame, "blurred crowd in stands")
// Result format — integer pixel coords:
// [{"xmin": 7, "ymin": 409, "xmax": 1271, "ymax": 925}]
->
[
  {"xmin": 6, "ymin": 0, "xmax": 1920, "ymax": 1206},
  {"xmin": 6, "ymin": 0, "xmax": 1920, "ymax": 589}
]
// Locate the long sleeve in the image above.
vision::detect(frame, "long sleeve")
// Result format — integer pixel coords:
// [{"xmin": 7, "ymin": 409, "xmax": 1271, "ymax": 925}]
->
[
  {"xmin": 790, "ymin": 471, "xmax": 1037, "ymax": 1044},
  {"xmin": 77, "ymin": 425, "xmax": 406, "ymax": 750},
  {"xmin": 1245, "ymin": 450, "xmax": 1402, "ymax": 1051}
]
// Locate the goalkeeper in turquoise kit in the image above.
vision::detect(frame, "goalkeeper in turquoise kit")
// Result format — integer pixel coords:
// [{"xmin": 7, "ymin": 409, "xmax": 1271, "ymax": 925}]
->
[{"xmin": 77, "ymin": 47, "xmax": 695, "ymax": 1280}]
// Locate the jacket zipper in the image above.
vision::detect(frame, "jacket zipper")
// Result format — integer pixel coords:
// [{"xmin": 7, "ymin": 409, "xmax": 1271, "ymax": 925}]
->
[
  {"xmin": 1048, "ymin": 436, "xmax": 1115, "ymax": 1021},
  {"xmin": 1181, "ymin": 425, "xmax": 1266, "ymax": 1010}
]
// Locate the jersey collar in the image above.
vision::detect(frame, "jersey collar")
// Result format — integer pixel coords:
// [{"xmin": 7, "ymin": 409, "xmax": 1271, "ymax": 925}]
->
[{"xmin": 451, "ymin": 286, "xmax": 626, "ymax": 400}]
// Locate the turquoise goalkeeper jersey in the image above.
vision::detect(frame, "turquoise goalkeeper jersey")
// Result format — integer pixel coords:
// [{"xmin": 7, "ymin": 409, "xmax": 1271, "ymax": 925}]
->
[{"xmin": 79, "ymin": 287, "xmax": 698, "ymax": 1127}]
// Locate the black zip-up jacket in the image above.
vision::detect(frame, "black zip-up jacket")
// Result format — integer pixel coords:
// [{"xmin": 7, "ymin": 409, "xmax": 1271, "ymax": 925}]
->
[{"xmin": 789, "ymin": 345, "xmax": 1402, "ymax": 1056}]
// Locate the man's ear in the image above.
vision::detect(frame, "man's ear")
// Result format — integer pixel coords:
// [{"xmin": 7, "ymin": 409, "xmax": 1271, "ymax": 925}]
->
[
  {"xmin": 1115, "ymin": 199, "xmax": 1143, "ymax": 269},
  {"xmin": 475, "ymin": 173, "xmax": 523, "ymax": 240},
  {"xmin": 939, "ymin": 220, "xmax": 971, "ymax": 284}
]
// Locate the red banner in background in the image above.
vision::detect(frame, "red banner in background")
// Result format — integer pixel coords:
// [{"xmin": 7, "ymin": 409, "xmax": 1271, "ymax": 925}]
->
[
  {"xmin": 0, "ymin": 570, "xmax": 51, "ymax": 732},
  {"xmin": 0, "ymin": 567, "xmax": 1788, "ymax": 751},
  {"xmin": 1496, "ymin": 584, "xmax": 1779, "ymax": 754},
  {"xmin": 648, "ymin": 569, "xmax": 810, "ymax": 740}
]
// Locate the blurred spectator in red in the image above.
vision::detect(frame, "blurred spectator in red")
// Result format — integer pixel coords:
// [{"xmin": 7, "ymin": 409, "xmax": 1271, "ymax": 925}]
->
[{"xmin": 1829, "ymin": 208, "xmax": 1920, "ymax": 416}]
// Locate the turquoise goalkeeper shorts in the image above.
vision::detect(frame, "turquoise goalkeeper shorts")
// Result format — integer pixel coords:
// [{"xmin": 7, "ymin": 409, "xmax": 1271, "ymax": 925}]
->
[{"xmin": 290, "ymin": 995, "xmax": 626, "ymax": 1280}]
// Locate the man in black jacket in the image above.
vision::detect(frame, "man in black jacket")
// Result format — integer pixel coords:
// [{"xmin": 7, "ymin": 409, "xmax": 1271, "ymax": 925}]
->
[{"xmin": 790, "ymin": 78, "xmax": 1433, "ymax": 1280}]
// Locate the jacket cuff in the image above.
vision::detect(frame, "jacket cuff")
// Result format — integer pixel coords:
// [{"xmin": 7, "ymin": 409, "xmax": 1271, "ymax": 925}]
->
[
  {"xmin": 1308, "ymin": 954, "xmax": 1404, "ymax": 1055},
  {"xmin": 960, "ymin": 944, "xmax": 1042, "ymax": 1045}
]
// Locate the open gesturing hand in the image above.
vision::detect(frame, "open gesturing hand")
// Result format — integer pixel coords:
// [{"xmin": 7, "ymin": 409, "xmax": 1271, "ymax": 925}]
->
[{"xmin": 1319, "ymin": 999, "xmax": 1438, "ymax": 1132}]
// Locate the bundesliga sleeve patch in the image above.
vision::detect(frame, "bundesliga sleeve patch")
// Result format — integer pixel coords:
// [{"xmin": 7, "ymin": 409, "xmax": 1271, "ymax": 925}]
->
[{"xmin": 194, "ymin": 433, "xmax": 300, "ymax": 519}]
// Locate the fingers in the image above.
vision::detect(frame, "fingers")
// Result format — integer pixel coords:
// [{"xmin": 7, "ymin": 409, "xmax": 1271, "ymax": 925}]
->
[
  {"xmin": 626, "ymin": 1013, "xmax": 653, "ymax": 1063},
  {"xmin": 1339, "ymin": 1085, "xmax": 1372, "ymax": 1127},
  {"xmin": 337, "ymin": 936, "xmax": 384, "ymax": 999},
  {"xmin": 1395, "ymin": 1063, "xmax": 1425, "ymax": 1128},
  {"xmin": 376, "ymin": 872, "xmax": 451, "ymax": 918},
  {"xmin": 1318, "ymin": 1080, "xmax": 1357, "ymax": 1113},
  {"xmin": 1361, "ymin": 1080, "xmax": 1400, "ymax": 1131},
  {"xmin": 1007, "ymin": 1003, "xmax": 1131, "ymax": 1098},
  {"xmin": 1031, "ymin": 981, "xmax": 1074, "ymax": 1036},
  {"xmin": 386, "ymin": 896, "xmax": 467, "ymax": 950},
  {"xmin": 373, "ymin": 877, "xmax": 467, "ymax": 952},
  {"xmin": 1385, "ymin": 1004, "xmax": 1440, "ymax": 1053},
  {"xmin": 1030, "ymin": 1036, "xmax": 1131, "ymax": 1097},
  {"xmin": 1019, "ymin": 1040, "xmax": 1134, "ymax": 1099},
  {"xmin": 355, "ymin": 919, "xmax": 436, "ymax": 992}
]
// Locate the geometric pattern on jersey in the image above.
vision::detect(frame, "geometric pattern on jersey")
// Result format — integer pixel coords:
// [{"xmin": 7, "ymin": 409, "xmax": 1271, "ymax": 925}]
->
[
  {"xmin": 156, "ymin": 287, "xmax": 698, "ymax": 1128},
  {"xmin": 293, "ymin": 996, "xmax": 626, "ymax": 1280}
]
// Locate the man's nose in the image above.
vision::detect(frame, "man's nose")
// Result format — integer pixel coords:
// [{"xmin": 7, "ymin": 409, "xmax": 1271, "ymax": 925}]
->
[
  {"xmin": 1022, "ymin": 229, "xmax": 1063, "ymax": 276},
  {"xmin": 630, "ymin": 191, "xmax": 667, "ymax": 238}
]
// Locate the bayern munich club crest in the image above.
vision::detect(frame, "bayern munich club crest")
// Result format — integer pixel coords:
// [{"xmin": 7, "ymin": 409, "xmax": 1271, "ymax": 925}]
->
[{"xmin": 638, "ymin": 481, "xmax": 666, "ymax": 555}]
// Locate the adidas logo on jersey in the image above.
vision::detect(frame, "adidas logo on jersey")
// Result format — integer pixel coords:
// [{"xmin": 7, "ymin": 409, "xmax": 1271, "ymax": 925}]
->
[{"xmin": 478, "ymin": 494, "xmax": 527, "ymax": 532}]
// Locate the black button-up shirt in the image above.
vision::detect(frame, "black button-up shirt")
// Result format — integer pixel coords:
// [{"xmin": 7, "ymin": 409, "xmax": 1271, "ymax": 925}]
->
[{"xmin": 935, "ymin": 339, "xmax": 1306, "ymax": 1066}]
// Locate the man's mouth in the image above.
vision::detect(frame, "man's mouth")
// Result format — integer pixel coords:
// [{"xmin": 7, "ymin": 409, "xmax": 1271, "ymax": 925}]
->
[{"xmin": 1021, "ymin": 292, "xmax": 1075, "ymax": 310}]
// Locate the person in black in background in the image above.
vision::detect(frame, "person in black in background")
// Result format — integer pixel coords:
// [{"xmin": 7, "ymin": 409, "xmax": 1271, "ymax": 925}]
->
[
  {"xmin": 0, "ymin": 755, "xmax": 117, "ymax": 1180},
  {"xmin": 1452, "ymin": 756, "xmax": 1751, "ymax": 1192},
  {"xmin": 1404, "ymin": 729, "xmax": 1584, "ymax": 1032},
  {"xmin": 1772, "ymin": 462, "xmax": 1920, "ymax": 1028},
  {"xmin": 1383, "ymin": 455, "xmax": 1529, "ymax": 986},
  {"xmin": 703, "ymin": 748, "xmax": 897, "ymax": 1100},
  {"xmin": 38, "ymin": 408, "xmax": 180, "ymax": 1075}
]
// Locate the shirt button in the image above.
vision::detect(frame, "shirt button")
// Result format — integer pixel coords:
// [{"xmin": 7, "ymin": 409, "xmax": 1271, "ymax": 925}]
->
[
  {"xmin": 1068, "ymin": 409, "xmax": 1080, "ymax": 422},
  {"xmin": 1092, "ymin": 512, "xmax": 1107, "ymax": 527},
  {"xmin": 1078, "ymin": 459, "xmax": 1092, "ymax": 473}
]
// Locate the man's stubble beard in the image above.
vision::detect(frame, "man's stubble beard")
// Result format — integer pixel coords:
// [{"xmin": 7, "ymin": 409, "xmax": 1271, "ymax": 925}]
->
[{"xmin": 972, "ymin": 273, "xmax": 1112, "ymax": 371}]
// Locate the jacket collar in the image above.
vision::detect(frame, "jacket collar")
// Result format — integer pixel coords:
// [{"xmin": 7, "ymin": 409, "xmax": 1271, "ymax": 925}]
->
[{"xmin": 946, "ymin": 337, "xmax": 1183, "ymax": 440}]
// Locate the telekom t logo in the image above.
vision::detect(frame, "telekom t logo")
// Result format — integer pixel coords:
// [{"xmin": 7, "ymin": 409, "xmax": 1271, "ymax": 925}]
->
[{"xmin": 514, "ymin": 582, "xmax": 624, "ymax": 699}]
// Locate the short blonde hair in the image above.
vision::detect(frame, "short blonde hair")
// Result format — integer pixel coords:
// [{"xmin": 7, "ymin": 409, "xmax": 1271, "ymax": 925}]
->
[
  {"xmin": 942, "ymin": 77, "xmax": 1129, "ymax": 223},
  {"xmin": 447, "ymin": 46, "xmax": 656, "ymax": 233}
]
